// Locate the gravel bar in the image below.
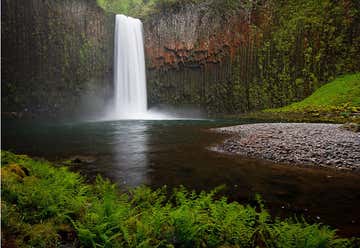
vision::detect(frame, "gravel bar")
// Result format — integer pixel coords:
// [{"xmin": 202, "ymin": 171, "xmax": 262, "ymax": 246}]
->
[{"xmin": 212, "ymin": 123, "xmax": 360, "ymax": 171}]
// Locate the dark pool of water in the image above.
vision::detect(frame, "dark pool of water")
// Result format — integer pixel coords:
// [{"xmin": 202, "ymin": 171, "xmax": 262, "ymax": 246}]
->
[{"xmin": 2, "ymin": 119, "xmax": 360, "ymax": 237}]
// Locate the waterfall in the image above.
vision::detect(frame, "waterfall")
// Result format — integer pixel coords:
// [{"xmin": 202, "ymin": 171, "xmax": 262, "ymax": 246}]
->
[
  {"xmin": 108, "ymin": 14, "xmax": 175, "ymax": 120},
  {"xmin": 114, "ymin": 14, "xmax": 147, "ymax": 118}
]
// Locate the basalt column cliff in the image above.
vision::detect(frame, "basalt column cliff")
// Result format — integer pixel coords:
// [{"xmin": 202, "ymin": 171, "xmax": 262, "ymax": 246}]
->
[
  {"xmin": 2, "ymin": 0, "xmax": 359, "ymax": 117},
  {"xmin": 2, "ymin": 0, "xmax": 115, "ymax": 118},
  {"xmin": 144, "ymin": 0, "xmax": 360, "ymax": 115}
]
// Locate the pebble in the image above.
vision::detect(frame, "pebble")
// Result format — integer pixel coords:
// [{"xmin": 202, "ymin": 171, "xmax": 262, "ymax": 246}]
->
[{"xmin": 212, "ymin": 123, "xmax": 360, "ymax": 171}]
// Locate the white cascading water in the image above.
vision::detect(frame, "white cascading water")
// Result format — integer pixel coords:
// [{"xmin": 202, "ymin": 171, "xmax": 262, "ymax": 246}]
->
[
  {"xmin": 114, "ymin": 14, "xmax": 147, "ymax": 118},
  {"xmin": 108, "ymin": 14, "xmax": 188, "ymax": 120}
]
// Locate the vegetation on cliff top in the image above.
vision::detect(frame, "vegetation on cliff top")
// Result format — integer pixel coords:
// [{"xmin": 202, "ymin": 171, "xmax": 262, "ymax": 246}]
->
[
  {"xmin": 2, "ymin": 150, "xmax": 359, "ymax": 247},
  {"xmin": 96, "ymin": 0, "xmax": 247, "ymax": 18},
  {"xmin": 96, "ymin": 0, "xmax": 188, "ymax": 17}
]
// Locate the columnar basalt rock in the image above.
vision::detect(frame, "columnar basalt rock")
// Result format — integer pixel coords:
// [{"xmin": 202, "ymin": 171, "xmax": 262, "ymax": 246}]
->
[
  {"xmin": 143, "ymin": 0, "xmax": 270, "ymax": 114},
  {"xmin": 2, "ymin": 0, "xmax": 359, "ymax": 117},
  {"xmin": 1, "ymin": 0, "xmax": 115, "ymax": 118},
  {"xmin": 144, "ymin": 2, "xmax": 254, "ymax": 69},
  {"xmin": 143, "ymin": 0, "xmax": 360, "ymax": 115}
]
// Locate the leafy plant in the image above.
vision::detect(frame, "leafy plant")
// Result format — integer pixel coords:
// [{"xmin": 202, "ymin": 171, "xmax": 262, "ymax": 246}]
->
[{"xmin": 1, "ymin": 151, "xmax": 358, "ymax": 247}]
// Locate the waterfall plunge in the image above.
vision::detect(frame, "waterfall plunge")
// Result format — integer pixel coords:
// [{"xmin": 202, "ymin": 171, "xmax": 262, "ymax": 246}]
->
[
  {"xmin": 113, "ymin": 14, "xmax": 148, "ymax": 119},
  {"xmin": 109, "ymin": 14, "xmax": 182, "ymax": 120}
]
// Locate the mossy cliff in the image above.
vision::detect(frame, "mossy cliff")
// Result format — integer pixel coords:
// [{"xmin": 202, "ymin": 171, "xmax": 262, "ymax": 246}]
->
[
  {"xmin": 2, "ymin": 0, "xmax": 359, "ymax": 117},
  {"xmin": 144, "ymin": 0, "xmax": 360, "ymax": 115},
  {"xmin": 2, "ymin": 0, "xmax": 114, "ymax": 118}
]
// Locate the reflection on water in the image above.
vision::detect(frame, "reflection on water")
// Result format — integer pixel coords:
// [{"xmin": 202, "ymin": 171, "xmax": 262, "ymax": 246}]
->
[
  {"xmin": 2, "ymin": 119, "xmax": 360, "ymax": 236},
  {"xmin": 111, "ymin": 121, "xmax": 149, "ymax": 187}
]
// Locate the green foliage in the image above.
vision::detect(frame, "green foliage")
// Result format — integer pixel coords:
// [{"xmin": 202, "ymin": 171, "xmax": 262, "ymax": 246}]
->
[
  {"xmin": 251, "ymin": 0, "xmax": 360, "ymax": 109},
  {"xmin": 2, "ymin": 151, "xmax": 358, "ymax": 247},
  {"xmin": 96, "ymin": 0, "xmax": 196, "ymax": 17},
  {"xmin": 96, "ymin": 0, "xmax": 255, "ymax": 19},
  {"xmin": 267, "ymin": 73, "xmax": 360, "ymax": 115},
  {"xmin": 266, "ymin": 220, "xmax": 349, "ymax": 248},
  {"xmin": 1, "ymin": 151, "xmax": 88, "ymax": 247}
]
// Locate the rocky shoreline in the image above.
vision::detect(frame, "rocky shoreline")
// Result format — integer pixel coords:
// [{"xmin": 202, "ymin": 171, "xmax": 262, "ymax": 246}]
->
[{"xmin": 211, "ymin": 123, "xmax": 360, "ymax": 171}]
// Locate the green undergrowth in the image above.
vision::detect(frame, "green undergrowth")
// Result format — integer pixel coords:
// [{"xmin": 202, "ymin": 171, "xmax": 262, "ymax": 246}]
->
[
  {"xmin": 237, "ymin": 74, "xmax": 360, "ymax": 124},
  {"xmin": 1, "ymin": 150, "xmax": 359, "ymax": 247},
  {"xmin": 266, "ymin": 73, "xmax": 360, "ymax": 114}
]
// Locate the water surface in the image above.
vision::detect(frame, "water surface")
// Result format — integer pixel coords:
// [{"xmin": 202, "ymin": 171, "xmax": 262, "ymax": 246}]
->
[{"xmin": 3, "ymin": 119, "xmax": 360, "ymax": 236}]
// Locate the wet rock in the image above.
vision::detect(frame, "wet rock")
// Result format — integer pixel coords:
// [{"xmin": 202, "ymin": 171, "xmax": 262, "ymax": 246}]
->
[{"xmin": 69, "ymin": 155, "xmax": 97, "ymax": 164}]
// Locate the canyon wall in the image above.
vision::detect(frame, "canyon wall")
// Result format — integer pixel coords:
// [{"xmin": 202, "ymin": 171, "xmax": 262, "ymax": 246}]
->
[
  {"xmin": 144, "ymin": 1, "xmax": 260, "ymax": 114},
  {"xmin": 144, "ymin": 0, "xmax": 360, "ymax": 114},
  {"xmin": 2, "ymin": 0, "xmax": 115, "ymax": 118},
  {"xmin": 2, "ymin": 0, "xmax": 359, "ymax": 117}
]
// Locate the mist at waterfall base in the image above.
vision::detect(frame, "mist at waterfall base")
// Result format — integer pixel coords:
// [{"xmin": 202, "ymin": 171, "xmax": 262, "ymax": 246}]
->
[{"xmin": 101, "ymin": 14, "xmax": 202, "ymax": 121}]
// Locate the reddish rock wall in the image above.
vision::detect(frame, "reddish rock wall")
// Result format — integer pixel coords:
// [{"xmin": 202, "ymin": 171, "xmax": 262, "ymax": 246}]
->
[
  {"xmin": 144, "ymin": 1, "xmax": 263, "ymax": 70},
  {"xmin": 143, "ymin": 0, "xmax": 359, "ymax": 115},
  {"xmin": 143, "ymin": 0, "xmax": 270, "ymax": 114}
]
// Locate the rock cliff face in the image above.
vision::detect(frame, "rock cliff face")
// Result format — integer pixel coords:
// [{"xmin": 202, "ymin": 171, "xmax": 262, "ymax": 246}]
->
[
  {"xmin": 2, "ymin": 0, "xmax": 114, "ymax": 118},
  {"xmin": 145, "ymin": 3, "xmax": 253, "ymax": 69},
  {"xmin": 144, "ymin": 0, "xmax": 360, "ymax": 114},
  {"xmin": 144, "ymin": 0, "xmax": 264, "ymax": 114},
  {"xmin": 2, "ymin": 0, "xmax": 359, "ymax": 117}
]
